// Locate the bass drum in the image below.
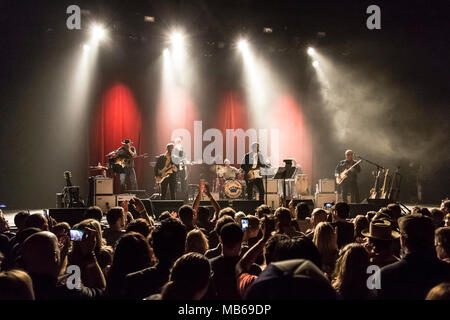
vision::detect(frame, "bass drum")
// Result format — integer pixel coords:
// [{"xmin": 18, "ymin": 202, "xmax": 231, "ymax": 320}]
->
[{"xmin": 224, "ymin": 179, "xmax": 243, "ymax": 199}]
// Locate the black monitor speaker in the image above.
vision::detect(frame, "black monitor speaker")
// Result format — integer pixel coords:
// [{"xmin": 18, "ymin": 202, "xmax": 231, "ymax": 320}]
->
[
  {"xmin": 231, "ymin": 200, "xmax": 264, "ymax": 215},
  {"xmin": 48, "ymin": 208, "xmax": 87, "ymax": 227},
  {"xmin": 151, "ymin": 200, "xmax": 184, "ymax": 219}
]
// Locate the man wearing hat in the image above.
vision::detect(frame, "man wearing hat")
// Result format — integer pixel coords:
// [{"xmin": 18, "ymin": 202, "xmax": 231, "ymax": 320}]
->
[
  {"xmin": 114, "ymin": 139, "xmax": 138, "ymax": 192},
  {"xmin": 378, "ymin": 214, "xmax": 450, "ymax": 300},
  {"xmin": 362, "ymin": 219, "xmax": 400, "ymax": 268}
]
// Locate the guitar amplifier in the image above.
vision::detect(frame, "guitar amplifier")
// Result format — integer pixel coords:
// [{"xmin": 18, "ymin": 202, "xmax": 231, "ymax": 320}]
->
[
  {"xmin": 94, "ymin": 195, "xmax": 116, "ymax": 213},
  {"xmin": 318, "ymin": 179, "xmax": 335, "ymax": 193},
  {"xmin": 116, "ymin": 194, "xmax": 137, "ymax": 206},
  {"xmin": 265, "ymin": 179, "xmax": 278, "ymax": 193},
  {"xmin": 89, "ymin": 176, "xmax": 114, "ymax": 195},
  {"xmin": 315, "ymin": 192, "xmax": 338, "ymax": 208},
  {"xmin": 266, "ymin": 194, "xmax": 280, "ymax": 209}
]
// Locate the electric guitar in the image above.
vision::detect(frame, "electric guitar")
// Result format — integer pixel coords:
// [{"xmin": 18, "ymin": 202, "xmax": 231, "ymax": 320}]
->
[
  {"xmin": 156, "ymin": 163, "xmax": 178, "ymax": 184},
  {"xmin": 380, "ymin": 169, "xmax": 390, "ymax": 199},
  {"xmin": 387, "ymin": 167, "xmax": 400, "ymax": 201},
  {"xmin": 114, "ymin": 153, "xmax": 149, "ymax": 168},
  {"xmin": 369, "ymin": 170, "xmax": 381, "ymax": 199},
  {"xmin": 246, "ymin": 168, "xmax": 262, "ymax": 181},
  {"xmin": 336, "ymin": 160, "xmax": 362, "ymax": 185}
]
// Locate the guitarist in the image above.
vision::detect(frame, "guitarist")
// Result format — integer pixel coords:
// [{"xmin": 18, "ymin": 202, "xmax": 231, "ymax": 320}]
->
[
  {"xmin": 114, "ymin": 139, "xmax": 138, "ymax": 192},
  {"xmin": 335, "ymin": 150, "xmax": 361, "ymax": 203},
  {"xmin": 241, "ymin": 142, "xmax": 268, "ymax": 200},
  {"xmin": 154, "ymin": 143, "xmax": 179, "ymax": 200}
]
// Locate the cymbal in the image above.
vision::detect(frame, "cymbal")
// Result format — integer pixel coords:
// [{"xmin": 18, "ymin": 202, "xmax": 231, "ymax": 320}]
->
[
  {"xmin": 89, "ymin": 165, "xmax": 109, "ymax": 170},
  {"xmin": 209, "ymin": 164, "xmax": 225, "ymax": 172}
]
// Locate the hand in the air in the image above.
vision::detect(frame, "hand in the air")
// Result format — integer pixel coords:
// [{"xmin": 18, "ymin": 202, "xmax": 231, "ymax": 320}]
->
[
  {"xmin": 121, "ymin": 200, "xmax": 129, "ymax": 213},
  {"xmin": 132, "ymin": 198, "xmax": 146, "ymax": 214}
]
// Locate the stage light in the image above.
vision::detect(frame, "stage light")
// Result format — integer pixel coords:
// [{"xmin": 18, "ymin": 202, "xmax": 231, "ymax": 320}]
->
[
  {"xmin": 263, "ymin": 27, "xmax": 273, "ymax": 33},
  {"xmin": 163, "ymin": 48, "xmax": 170, "ymax": 55},
  {"xmin": 91, "ymin": 24, "xmax": 106, "ymax": 42},
  {"xmin": 83, "ymin": 44, "xmax": 90, "ymax": 52},
  {"xmin": 312, "ymin": 60, "xmax": 319, "ymax": 68},
  {"xmin": 144, "ymin": 16, "xmax": 155, "ymax": 23},
  {"xmin": 237, "ymin": 39, "xmax": 248, "ymax": 52},
  {"xmin": 307, "ymin": 47, "xmax": 315, "ymax": 56},
  {"xmin": 170, "ymin": 32, "xmax": 183, "ymax": 46}
]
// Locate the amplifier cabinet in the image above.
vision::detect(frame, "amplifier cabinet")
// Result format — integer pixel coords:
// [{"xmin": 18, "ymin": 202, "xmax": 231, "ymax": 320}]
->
[
  {"xmin": 90, "ymin": 177, "xmax": 114, "ymax": 195},
  {"xmin": 315, "ymin": 192, "xmax": 338, "ymax": 208},
  {"xmin": 95, "ymin": 195, "xmax": 116, "ymax": 213}
]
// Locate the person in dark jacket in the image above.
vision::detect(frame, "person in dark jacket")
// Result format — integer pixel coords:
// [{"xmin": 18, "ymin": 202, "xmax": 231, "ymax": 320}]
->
[
  {"xmin": 22, "ymin": 231, "xmax": 104, "ymax": 300},
  {"xmin": 378, "ymin": 214, "xmax": 450, "ymax": 300},
  {"xmin": 123, "ymin": 218, "xmax": 186, "ymax": 299},
  {"xmin": 331, "ymin": 202, "xmax": 355, "ymax": 248}
]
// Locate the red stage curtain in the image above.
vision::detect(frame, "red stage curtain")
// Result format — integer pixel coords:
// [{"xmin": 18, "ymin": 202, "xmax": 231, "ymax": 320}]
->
[
  {"xmin": 215, "ymin": 91, "xmax": 250, "ymax": 164},
  {"xmin": 90, "ymin": 83, "xmax": 143, "ymax": 193}
]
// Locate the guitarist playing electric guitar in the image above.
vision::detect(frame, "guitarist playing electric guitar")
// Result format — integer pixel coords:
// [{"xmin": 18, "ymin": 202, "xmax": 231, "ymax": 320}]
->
[
  {"xmin": 111, "ymin": 139, "xmax": 140, "ymax": 192},
  {"xmin": 154, "ymin": 143, "xmax": 179, "ymax": 200},
  {"xmin": 335, "ymin": 150, "xmax": 362, "ymax": 203},
  {"xmin": 241, "ymin": 142, "xmax": 269, "ymax": 200}
]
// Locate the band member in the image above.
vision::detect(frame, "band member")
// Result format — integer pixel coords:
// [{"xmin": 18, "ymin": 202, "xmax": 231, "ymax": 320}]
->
[
  {"xmin": 113, "ymin": 139, "xmax": 138, "ymax": 192},
  {"xmin": 173, "ymin": 137, "xmax": 188, "ymax": 200},
  {"xmin": 335, "ymin": 149, "xmax": 361, "ymax": 203},
  {"xmin": 155, "ymin": 143, "xmax": 178, "ymax": 200},
  {"xmin": 220, "ymin": 159, "xmax": 240, "ymax": 180},
  {"xmin": 241, "ymin": 142, "xmax": 268, "ymax": 200}
]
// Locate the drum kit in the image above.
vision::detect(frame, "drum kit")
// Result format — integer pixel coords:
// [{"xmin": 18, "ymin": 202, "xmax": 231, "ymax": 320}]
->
[
  {"xmin": 89, "ymin": 162, "xmax": 109, "ymax": 177},
  {"xmin": 210, "ymin": 164, "xmax": 246, "ymax": 199}
]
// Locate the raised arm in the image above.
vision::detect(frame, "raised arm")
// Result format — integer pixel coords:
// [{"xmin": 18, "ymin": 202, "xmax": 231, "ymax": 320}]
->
[
  {"xmin": 131, "ymin": 198, "xmax": 153, "ymax": 224},
  {"xmin": 236, "ymin": 217, "xmax": 274, "ymax": 276},
  {"xmin": 192, "ymin": 181, "xmax": 204, "ymax": 214},
  {"xmin": 204, "ymin": 183, "xmax": 221, "ymax": 223}
]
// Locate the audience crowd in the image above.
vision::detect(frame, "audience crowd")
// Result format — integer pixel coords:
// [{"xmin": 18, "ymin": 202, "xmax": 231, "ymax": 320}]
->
[{"xmin": 0, "ymin": 188, "xmax": 449, "ymax": 300}]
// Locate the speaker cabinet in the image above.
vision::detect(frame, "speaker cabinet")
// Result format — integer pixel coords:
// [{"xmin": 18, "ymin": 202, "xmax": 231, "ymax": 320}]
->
[
  {"xmin": 231, "ymin": 200, "xmax": 264, "ymax": 215},
  {"xmin": 199, "ymin": 200, "xmax": 230, "ymax": 209},
  {"xmin": 151, "ymin": 200, "xmax": 184, "ymax": 219},
  {"xmin": 318, "ymin": 179, "xmax": 335, "ymax": 193},
  {"xmin": 116, "ymin": 194, "xmax": 136, "ymax": 206},
  {"xmin": 49, "ymin": 208, "xmax": 87, "ymax": 227},
  {"xmin": 95, "ymin": 195, "xmax": 116, "ymax": 213},
  {"xmin": 315, "ymin": 192, "xmax": 338, "ymax": 208},
  {"xmin": 266, "ymin": 194, "xmax": 280, "ymax": 209},
  {"xmin": 91, "ymin": 177, "xmax": 113, "ymax": 194},
  {"xmin": 265, "ymin": 179, "xmax": 279, "ymax": 193}
]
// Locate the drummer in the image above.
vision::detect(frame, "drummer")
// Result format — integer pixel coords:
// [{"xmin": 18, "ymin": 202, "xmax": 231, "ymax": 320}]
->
[{"xmin": 220, "ymin": 159, "xmax": 241, "ymax": 180}]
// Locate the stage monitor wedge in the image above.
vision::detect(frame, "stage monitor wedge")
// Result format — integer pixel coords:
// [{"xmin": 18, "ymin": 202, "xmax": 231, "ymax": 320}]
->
[
  {"xmin": 49, "ymin": 208, "xmax": 87, "ymax": 227},
  {"xmin": 231, "ymin": 200, "xmax": 264, "ymax": 215},
  {"xmin": 151, "ymin": 200, "xmax": 184, "ymax": 219}
]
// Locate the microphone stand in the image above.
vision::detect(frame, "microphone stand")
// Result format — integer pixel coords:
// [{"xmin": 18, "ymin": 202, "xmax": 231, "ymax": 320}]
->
[{"xmin": 357, "ymin": 155, "xmax": 385, "ymax": 170}]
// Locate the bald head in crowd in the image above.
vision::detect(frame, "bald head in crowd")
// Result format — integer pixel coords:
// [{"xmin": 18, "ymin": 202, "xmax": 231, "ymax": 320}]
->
[
  {"xmin": 22, "ymin": 231, "xmax": 60, "ymax": 277},
  {"xmin": 310, "ymin": 208, "xmax": 328, "ymax": 229}
]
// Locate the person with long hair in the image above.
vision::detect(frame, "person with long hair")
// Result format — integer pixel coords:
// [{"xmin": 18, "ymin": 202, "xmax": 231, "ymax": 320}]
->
[
  {"xmin": 185, "ymin": 229, "xmax": 209, "ymax": 255},
  {"xmin": 313, "ymin": 222, "xmax": 338, "ymax": 277},
  {"xmin": 106, "ymin": 232, "xmax": 154, "ymax": 299},
  {"xmin": 332, "ymin": 243, "xmax": 371, "ymax": 300},
  {"xmin": 154, "ymin": 253, "xmax": 211, "ymax": 300},
  {"xmin": 69, "ymin": 219, "xmax": 113, "ymax": 285}
]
